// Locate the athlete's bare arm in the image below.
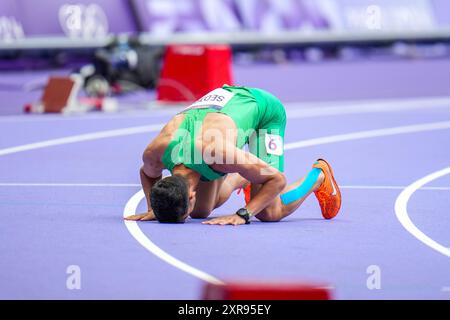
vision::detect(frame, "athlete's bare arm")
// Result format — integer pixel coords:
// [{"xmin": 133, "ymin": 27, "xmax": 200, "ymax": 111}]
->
[
  {"xmin": 204, "ymin": 140, "xmax": 287, "ymax": 225},
  {"xmin": 125, "ymin": 114, "xmax": 185, "ymax": 221}
]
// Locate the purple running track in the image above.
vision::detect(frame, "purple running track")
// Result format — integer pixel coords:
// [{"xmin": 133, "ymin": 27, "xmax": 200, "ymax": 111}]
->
[{"xmin": 0, "ymin": 96, "xmax": 449, "ymax": 299}]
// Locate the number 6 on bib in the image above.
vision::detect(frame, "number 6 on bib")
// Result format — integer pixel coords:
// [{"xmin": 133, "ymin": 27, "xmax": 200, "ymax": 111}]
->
[{"xmin": 265, "ymin": 134, "xmax": 283, "ymax": 156}]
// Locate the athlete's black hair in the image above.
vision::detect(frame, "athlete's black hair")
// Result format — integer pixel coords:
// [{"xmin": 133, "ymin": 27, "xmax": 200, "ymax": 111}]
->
[{"xmin": 150, "ymin": 175, "xmax": 189, "ymax": 223}]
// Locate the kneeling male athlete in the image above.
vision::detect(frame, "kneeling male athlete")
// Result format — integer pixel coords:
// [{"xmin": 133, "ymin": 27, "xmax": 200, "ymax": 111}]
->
[{"xmin": 125, "ymin": 85, "xmax": 341, "ymax": 225}]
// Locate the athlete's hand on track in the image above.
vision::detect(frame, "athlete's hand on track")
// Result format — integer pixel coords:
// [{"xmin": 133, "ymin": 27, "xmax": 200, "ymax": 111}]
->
[
  {"xmin": 202, "ymin": 214, "xmax": 247, "ymax": 226},
  {"xmin": 124, "ymin": 211, "xmax": 156, "ymax": 221}
]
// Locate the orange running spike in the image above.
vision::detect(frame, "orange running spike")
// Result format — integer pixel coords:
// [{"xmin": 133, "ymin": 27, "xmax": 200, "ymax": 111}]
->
[{"xmin": 313, "ymin": 159, "xmax": 342, "ymax": 219}]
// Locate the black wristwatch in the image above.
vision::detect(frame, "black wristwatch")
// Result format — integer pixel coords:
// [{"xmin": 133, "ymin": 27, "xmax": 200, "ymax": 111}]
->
[{"xmin": 236, "ymin": 208, "xmax": 252, "ymax": 224}]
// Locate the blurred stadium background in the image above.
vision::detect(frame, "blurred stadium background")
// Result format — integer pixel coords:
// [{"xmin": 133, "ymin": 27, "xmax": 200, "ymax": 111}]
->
[{"xmin": 1, "ymin": 0, "xmax": 450, "ymax": 114}]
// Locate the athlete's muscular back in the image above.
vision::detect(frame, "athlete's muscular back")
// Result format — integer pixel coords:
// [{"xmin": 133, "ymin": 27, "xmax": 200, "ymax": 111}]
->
[
  {"xmin": 143, "ymin": 112, "xmax": 238, "ymax": 177},
  {"xmin": 197, "ymin": 113, "xmax": 238, "ymax": 158}
]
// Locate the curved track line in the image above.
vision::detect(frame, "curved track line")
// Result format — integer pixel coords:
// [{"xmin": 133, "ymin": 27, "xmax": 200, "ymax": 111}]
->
[
  {"xmin": 395, "ymin": 168, "xmax": 450, "ymax": 258},
  {"xmin": 124, "ymin": 121, "xmax": 450, "ymax": 283},
  {"xmin": 123, "ymin": 190, "xmax": 223, "ymax": 285}
]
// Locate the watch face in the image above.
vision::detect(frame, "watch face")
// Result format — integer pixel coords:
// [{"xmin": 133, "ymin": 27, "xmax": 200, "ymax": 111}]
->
[
  {"xmin": 236, "ymin": 209, "xmax": 250, "ymax": 224},
  {"xmin": 237, "ymin": 209, "xmax": 248, "ymax": 217}
]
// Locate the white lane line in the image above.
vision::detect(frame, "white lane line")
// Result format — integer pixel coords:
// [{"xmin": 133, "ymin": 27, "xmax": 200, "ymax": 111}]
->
[
  {"xmin": 286, "ymin": 96, "xmax": 450, "ymax": 119},
  {"xmin": 0, "ymin": 110, "xmax": 182, "ymax": 123},
  {"xmin": 395, "ymin": 168, "xmax": 450, "ymax": 258},
  {"xmin": 124, "ymin": 121, "xmax": 450, "ymax": 284},
  {"xmin": 0, "ymin": 124, "xmax": 163, "ymax": 156},
  {"xmin": 123, "ymin": 190, "xmax": 224, "ymax": 285},
  {"xmin": 285, "ymin": 121, "xmax": 450, "ymax": 150},
  {"xmin": 1, "ymin": 183, "xmax": 450, "ymax": 191},
  {"xmin": 0, "ymin": 183, "xmax": 141, "ymax": 187},
  {"xmin": 2, "ymin": 119, "xmax": 449, "ymax": 159},
  {"xmin": 1, "ymin": 95, "xmax": 450, "ymax": 123},
  {"xmin": 342, "ymin": 185, "xmax": 450, "ymax": 191}
]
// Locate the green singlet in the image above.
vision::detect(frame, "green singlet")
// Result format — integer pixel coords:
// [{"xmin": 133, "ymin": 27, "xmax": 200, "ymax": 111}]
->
[{"xmin": 162, "ymin": 85, "xmax": 286, "ymax": 181}]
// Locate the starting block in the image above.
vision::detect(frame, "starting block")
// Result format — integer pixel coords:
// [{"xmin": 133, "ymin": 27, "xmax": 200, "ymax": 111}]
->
[
  {"xmin": 24, "ymin": 75, "xmax": 118, "ymax": 114},
  {"xmin": 24, "ymin": 76, "xmax": 82, "ymax": 113},
  {"xmin": 203, "ymin": 281, "xmax": 331, "ymax": 300},
  {"xmin": 157, "ymin": 44, "xmax": 234, "ymax": 103}
]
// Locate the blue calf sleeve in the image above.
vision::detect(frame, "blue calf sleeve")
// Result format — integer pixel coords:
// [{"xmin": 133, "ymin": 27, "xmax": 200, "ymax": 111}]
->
[{"xmin": 280, "ymin": 168, "xmax": 322, "ymax": 205}]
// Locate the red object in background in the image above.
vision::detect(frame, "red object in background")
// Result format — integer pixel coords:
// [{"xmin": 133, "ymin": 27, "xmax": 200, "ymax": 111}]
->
[
  {"xmin": 203, "ymin": 282, "xmax": 331, "ymax": 300},
  {"xmin": 24, "ymin": 76, "xmax": 78, "ymax": 114},
  {"xmin": 41, "ymin": 77, "xmax": 76, "ymax": 113},
  {"xmin": 157, "ymin": 45, "xmax": 234, "ymax": 103}
]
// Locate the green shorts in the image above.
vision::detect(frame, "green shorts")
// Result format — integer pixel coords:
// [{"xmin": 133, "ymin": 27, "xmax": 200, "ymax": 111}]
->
[{"xmin": 246, "ymin": 87, "xmax": 286, "ymax": 174}]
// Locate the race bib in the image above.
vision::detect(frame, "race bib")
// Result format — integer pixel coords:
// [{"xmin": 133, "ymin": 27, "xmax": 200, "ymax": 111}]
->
[
  {"xmin": 265, "ymin": 134, "xmax": 283, "ymax": 156},
  {"xmin": 186, "ymin": 88, "xmax": 235, "ymax": 110}
]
